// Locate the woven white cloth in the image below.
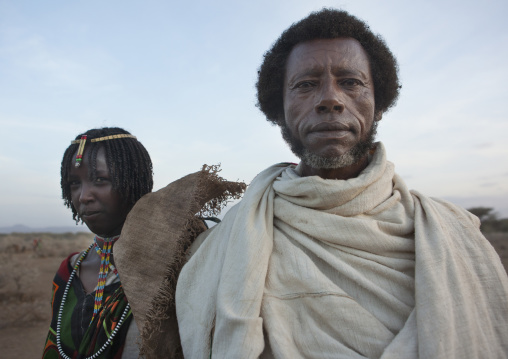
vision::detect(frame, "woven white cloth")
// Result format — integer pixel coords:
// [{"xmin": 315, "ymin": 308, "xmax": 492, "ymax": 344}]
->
[{"xmin": 176, "ymin": 143, "xmax": 508, "ymax": 359}]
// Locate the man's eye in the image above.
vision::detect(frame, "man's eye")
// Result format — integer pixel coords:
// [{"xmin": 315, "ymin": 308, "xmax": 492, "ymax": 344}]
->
[
  {"xmin": 295, "ymin": 81, "xmax": 315, "ymax": 89},
  {"xmin": 341, "ymin": 79, "xmax": 363, "ymax": 87},
  {"xmin": 95, "ymin": 177, "xmax": 109, "ymax": 184}
]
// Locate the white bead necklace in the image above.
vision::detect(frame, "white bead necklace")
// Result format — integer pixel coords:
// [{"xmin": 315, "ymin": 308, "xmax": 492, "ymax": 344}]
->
[{"xmin": 56, "ymin": 243, "xmax": 131, "ymax": 359}]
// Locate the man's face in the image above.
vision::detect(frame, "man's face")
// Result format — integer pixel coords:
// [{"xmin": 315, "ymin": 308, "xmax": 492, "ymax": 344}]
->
[
  {"xmin": 68, "ymin": 146, "xmax": 129, "ymax": 237},
  {"xmin": 282, "ymin": 37, "xmax": 377, "ymax": 170}
]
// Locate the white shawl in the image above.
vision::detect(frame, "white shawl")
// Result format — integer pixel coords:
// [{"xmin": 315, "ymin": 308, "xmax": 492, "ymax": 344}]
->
[{"xmin": 176, "ymin": 143, "xmax": 508, "ymax": 358}]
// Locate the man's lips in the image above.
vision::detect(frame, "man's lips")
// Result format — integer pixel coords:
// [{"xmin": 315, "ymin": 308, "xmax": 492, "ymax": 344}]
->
[{"xmin": 308, "ymin": 122, "xmax": 353, "ymax": 138}]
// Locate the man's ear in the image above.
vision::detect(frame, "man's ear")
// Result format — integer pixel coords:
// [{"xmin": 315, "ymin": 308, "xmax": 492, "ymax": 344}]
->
[{"xmin": 374, "ymin": 111, "xmax": 383, "ymax": 122}]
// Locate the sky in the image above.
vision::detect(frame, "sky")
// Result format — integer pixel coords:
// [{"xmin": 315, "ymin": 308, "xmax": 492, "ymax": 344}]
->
[{"xmin": 1, "ymin": 0, "xmax": 507, "ymax": 228}]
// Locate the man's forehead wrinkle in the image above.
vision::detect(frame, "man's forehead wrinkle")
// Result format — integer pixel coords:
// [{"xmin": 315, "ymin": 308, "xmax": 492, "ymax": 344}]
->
[
  {"xmin": 288, "ymin": 43, "xmax": 370, "ymax": 72},
  {"xmin": 287, "ymin": 65, "xmax": 323, "ymax": 82},
  {"xmin": 287, "ymin": 63, "xmax": 370, "ymax": 82},
  {"xmin": 333, "ymin": 66, "xmax": 370, "ymax": 79}
]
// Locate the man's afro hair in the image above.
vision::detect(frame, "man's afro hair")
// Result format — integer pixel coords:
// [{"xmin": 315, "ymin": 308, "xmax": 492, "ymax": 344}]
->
[{"xmin": 256, "ymin": 8, "xmax": 401, "ymax": 126}]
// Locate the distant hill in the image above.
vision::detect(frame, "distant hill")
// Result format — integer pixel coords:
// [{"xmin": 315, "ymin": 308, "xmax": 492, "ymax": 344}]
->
[{"xmin": 0, "ymin": 224, "xmax": 91, "ymax": 234}]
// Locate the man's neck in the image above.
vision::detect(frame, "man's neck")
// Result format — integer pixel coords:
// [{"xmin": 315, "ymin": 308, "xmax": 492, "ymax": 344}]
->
[{"xmin": 299, "ymin": 155, "xmax": 369, "ymax": 180}]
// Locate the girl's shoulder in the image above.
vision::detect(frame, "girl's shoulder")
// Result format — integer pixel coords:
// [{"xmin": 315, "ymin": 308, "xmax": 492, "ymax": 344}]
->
[{"xmin": 55, "ymin": 251, "xmax": 80, "ymax": 281}]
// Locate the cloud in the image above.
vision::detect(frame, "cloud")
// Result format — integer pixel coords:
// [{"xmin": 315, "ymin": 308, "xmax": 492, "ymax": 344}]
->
[
  {"xmin": 473, "ymin": 143, "xmax": 493, "ymax": 149},
  {"xmin": 480, "ymin": 182, "xmax": 499, "ymax": 188},
  {"xmin": 0, "ymin": 28, "xmax": 121, "ymax": 95},
  {"xmin": 1, "ymin": 0, "xmax": 508, "ymax": 227}
]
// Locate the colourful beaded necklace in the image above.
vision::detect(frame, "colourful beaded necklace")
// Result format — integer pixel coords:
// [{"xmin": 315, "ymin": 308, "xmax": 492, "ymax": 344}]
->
[
  {"xmin": 56, "ymin": 240, "xmax": 130, "ymax": 359},
  {"xmin": 91, "ymin": 235, "xmax": 119, "ymax": 324}
]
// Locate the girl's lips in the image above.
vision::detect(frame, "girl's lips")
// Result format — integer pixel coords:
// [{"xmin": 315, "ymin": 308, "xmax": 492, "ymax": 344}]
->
[{"xmin": 82, "ymin": 211, "xmax": 101, "ymax": 219}]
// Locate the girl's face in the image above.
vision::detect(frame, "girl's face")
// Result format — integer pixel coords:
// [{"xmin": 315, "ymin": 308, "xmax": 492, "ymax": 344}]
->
[{"xmin": 68, "ymin": 146, "xmax": 129, "ymax": 237}]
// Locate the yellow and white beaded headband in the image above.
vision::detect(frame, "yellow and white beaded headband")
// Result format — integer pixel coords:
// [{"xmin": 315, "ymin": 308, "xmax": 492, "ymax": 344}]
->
[{"xmin": 71, "ymin": 134, "xmax": 137, "ymax": 168}]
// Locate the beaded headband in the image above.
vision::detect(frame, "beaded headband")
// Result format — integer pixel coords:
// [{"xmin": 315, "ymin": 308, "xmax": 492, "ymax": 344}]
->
[{"xmin": 71, "ymin": 134, "xmax": 137, "ymax": 167}]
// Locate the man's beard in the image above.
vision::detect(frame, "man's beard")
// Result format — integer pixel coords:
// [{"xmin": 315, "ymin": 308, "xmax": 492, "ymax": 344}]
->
[{"xmin": 280, "ymin": 121, "xmax": 378, "ymax": 169}]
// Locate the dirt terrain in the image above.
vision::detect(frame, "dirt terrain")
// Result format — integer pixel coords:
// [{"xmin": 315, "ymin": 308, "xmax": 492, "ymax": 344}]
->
[
  {"xmin": 1, "ymin": 231, "xmax": 507, "ymax": 358},
  {"xmin": 0, "ymin": 232, "xmax": 93, "ymax": 358}
]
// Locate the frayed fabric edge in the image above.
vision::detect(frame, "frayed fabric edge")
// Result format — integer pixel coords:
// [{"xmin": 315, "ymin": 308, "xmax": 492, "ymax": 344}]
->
[{"xmin": 138, "ymin": 164, "xmax": 245, "ymax": 358}]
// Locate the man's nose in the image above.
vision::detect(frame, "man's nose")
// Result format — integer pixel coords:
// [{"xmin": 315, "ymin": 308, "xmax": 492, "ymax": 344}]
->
[{"xmin": 315, "ymin": 80, "xmax": 345, "ymax": 114}]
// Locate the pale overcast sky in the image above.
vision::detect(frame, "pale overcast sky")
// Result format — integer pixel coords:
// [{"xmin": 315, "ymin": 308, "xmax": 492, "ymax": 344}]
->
[{"xmin": 1, "ymin": 0, "xmax": 507, "ymax": 228}]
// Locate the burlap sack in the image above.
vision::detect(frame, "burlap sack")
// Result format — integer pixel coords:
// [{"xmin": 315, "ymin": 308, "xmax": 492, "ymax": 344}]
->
[{"xmin": 115, "ymin": 165, "xmax": 245, "ymax": 358}]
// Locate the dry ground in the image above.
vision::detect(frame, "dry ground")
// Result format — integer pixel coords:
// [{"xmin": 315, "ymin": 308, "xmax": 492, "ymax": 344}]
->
[
  {"xmin": 0, "ymin": 232, "xmax": 93, "ymax": 358},
  {"xmin": 0, "ymin": 231, "xmax": 507, "ymax": 358}
]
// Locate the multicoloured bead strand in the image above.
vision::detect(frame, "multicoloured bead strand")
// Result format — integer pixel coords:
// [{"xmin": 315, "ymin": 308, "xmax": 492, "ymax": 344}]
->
[
  {"xmin": 71, "ymin": 133, "xmax": 137, "ymax": 168},
  {"xmin": 56, "ymin": 242, "xmax": 130, "ymax": 359},
  {"xmin": 90, "ymin": 235, "xmax": 119, "ymax": 325},
  {"xmin": 74, "ymin": 135, "xmax": 87, "ymax": 168}
]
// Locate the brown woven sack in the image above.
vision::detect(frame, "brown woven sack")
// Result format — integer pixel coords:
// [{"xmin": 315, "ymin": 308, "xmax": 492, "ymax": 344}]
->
[{"xmin": 115, "ymin": 165, "xmax": 245, "ymax": 358}]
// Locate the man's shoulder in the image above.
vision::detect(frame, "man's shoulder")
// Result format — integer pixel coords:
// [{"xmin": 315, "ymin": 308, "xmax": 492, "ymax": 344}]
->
[
  {"xmin": 410, "ymin": 190, "xmax": 481, "ymax": 229},
  {"xmin": 188, "ymin": 204, "xmax": 242, "ymax": 258}
]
